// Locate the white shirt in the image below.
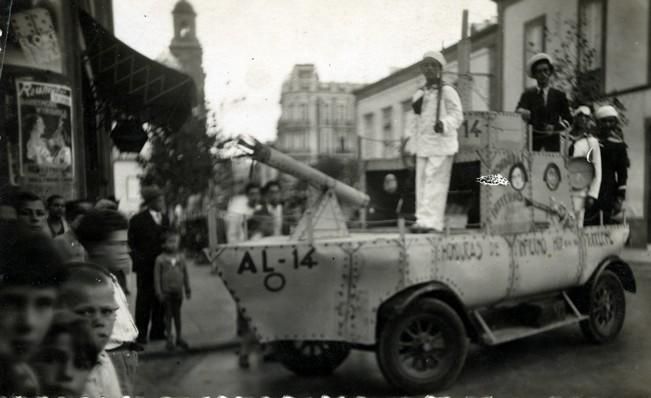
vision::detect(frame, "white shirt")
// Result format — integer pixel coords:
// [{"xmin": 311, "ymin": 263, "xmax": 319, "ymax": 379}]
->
[
  {"xmin": 570, "ymin": 135, "xmax": 602, "ymax": 199},
  {"xmin": 408, "ymin": 84, "xmax": 464, "ymax": 157},
  {"xmin": 105, "ymin": 275, "xmax": 139, "ymax": 350},
  {"xmin": 226, "ymin": 195, "xmax": 259, "ymax": 243},
  {"xmin": 266, "ymin": 203, "xmax": 283, "ymax": 236},
  {"xmin": 538, "ymin": 86, "xmax": 550, "ymax": 105},
  {"xmin": 82, "ymin": 350, "xmax": 122, "ymax": 398},
  {"xmin": 149, "ymin": 209, "xmax": 162, "ymax": 225}
]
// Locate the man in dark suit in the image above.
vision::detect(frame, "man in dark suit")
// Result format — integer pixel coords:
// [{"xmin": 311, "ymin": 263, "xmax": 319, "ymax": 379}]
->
[
  {"xmin": 516, "ymin": 53, "xmax": 572, "ymax": 152},
  {"xmin": 128, "ymin": 185, "xmax": 168, "ymax": 344}
]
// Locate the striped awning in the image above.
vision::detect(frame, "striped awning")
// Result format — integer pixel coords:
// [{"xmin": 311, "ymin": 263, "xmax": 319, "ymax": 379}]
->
[{"xmin": 79, "ymin": 10, "xmax": 196, "ymax": 131}]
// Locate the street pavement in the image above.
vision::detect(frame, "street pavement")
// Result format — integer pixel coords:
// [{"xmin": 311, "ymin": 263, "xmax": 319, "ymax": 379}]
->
[{"xmin": 133, "ymin": 258, "xmax": 651, "ymax": 397}]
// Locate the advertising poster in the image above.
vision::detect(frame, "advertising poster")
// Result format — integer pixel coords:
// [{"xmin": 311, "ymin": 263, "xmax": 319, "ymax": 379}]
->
[{"xmin": 16, "ymin": 79, "xmax": 74, "ymax": 197}]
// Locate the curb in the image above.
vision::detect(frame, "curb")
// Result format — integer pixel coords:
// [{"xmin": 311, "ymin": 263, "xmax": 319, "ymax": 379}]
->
[
  {"xmin": 139, "ymin": 338, "xmax": 240, "ymax": 360},
  {"xmin": 621, "ymin": 252, "xmax": 651, "ymax": 265}
]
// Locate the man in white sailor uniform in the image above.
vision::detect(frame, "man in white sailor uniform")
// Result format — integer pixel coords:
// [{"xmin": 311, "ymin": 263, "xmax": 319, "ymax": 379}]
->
[
  {"xmin": 406, "ymin": 51, "xmax": 464, "ymax": 233},
  {"xmin": 568, "ymin": 105, "xmax": 601, "ymax": 227}
]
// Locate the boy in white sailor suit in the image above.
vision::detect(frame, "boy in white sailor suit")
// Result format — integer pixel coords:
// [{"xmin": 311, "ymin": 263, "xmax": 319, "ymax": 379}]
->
[
  {"xmin": 406, "ymin": 51, "xmax": 464, "ymax": 233},
  {"xmin": 568, "ymin": 105, "xmax": 601, "ymax": 227}
]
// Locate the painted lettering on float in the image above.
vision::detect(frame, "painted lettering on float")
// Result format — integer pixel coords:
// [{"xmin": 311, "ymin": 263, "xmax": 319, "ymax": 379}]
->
[
  {"xmin": 585, "ymin": 231, "xmax": 614, "ymax": 247},
  {"xmin": 433, "ymin": 241, "xmax": 483, "ymax": 262},
  {"xmin": 489, "ymin": 192, "xmax": 522, "ymax": 220},
  {"xmin": 515, "ymin": 236, "xmax": 547, "ymax": 257},
  {"xmin": 236, "ymin": 248, "xmax": 318, "ymax": 292}
]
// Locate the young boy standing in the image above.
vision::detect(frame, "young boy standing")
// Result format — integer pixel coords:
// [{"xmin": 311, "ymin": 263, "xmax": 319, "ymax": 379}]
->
[
  {"xmin": 154, "ymin": 230, "xmax": 191, "ymax": 351},
  {"xmin": 568, "ymin": 106, "xmax": 601, "ymax": 227},
  {"xmin": 75, "ymin": 209, "xmax": 141, "ymax": 396}
]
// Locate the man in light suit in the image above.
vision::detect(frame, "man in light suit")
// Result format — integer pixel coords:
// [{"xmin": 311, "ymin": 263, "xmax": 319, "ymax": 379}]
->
[
  {"xmin": 407, "ymin": 51, "xmax": 464, "ymax": 233},
  {"xmin": 128, "ymin": 185, "xmax": 169, "ymax": 344}
]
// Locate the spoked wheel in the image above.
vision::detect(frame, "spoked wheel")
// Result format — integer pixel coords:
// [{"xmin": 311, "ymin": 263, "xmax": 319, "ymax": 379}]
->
[
  {"xmin": 272, "ymin": 340, "xmax": 350, "ymax": 376},
  {"xmin": 377, "ymin": 299, "xmax": 468, "ymax": 393},
  {"xmin": 580, "ymin": 270, "xmax": 626, "ymax": 343}
]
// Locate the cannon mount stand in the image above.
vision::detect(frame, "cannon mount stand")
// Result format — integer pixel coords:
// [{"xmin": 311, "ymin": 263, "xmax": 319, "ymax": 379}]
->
[{"xmin": 292, "ymin": 188, "xmax": 349, "ymax": 241}]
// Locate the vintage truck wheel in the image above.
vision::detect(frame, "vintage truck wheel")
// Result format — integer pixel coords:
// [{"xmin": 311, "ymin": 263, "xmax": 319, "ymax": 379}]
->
[
  {"xmin": 377, "ymin": 298, "xmax": 468, "ymax": 393},
  {"xmin": 580, "ymin": 270, "xmax": 626, "ymax": 344},
  {"xmin": 272, "ymin": 340, "xmax": 350, "ymax": 376}
]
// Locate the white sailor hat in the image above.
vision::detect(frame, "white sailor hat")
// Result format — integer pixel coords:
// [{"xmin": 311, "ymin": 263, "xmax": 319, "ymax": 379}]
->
[
  {"xmin": 527, "ymin": 52, "xmax": 554, "ymax": 77},
  {"xmin": 422, "ymin": 51, "xmax": 447, "ymax": 68},
  {"xmin": 594, "ymin": 105, "xmax": 619, "ymax": 120},
  {"xmin": 573, "ymin": 105, "xmax": 592, "ymax": 117}
]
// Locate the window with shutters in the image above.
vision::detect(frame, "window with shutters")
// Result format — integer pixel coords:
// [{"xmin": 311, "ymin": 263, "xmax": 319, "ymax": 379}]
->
[
  {"xmin": 578, "ymin": 0, "xmax": 606, "ymax": 94},
  {"xmin": 523, "ymin": 15, "xmax": 546, "ymax": 89}
]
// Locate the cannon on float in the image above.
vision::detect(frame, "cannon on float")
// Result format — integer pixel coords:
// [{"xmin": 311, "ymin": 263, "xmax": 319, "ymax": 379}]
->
[{"xmin": 206, "ymin": 112, "xmax": 635, "ymax": 394}]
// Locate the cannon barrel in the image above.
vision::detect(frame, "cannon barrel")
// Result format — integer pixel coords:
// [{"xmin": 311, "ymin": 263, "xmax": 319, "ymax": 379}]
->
[{"xmin": 244, "ymin": 139, "xmax": 369, "ymax": 208}]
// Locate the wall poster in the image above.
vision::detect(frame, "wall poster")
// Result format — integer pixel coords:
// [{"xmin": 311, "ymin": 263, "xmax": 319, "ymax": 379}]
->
[{"xmin": 16, "ymin": 79, "xmax": 74, "ymax": 197}]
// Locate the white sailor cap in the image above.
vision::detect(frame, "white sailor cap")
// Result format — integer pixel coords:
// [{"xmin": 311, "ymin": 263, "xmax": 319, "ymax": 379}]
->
[
  {"xmin": 595, "ymin": 105, "xmax": 619, "ymax": 120},
  {"xmin": 573, "ymin": 105, "xmax": 592, "ymax": 117},
  {"xmin": 527, "ymin": 52, "xmax": 554, "ymax": 77},
  {"xmin": 422, "ymin": 51, "xmax": 446, "ymax": 68}
]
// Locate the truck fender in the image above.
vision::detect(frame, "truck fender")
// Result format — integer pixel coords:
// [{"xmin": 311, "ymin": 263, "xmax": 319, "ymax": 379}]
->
[
  {"xmin": 591, "ymin": 255, "xmax": 636, "ymax": 293},
  {"xmin": 376, "ymin": 282, "xmax": 479, "ymax": 342}
]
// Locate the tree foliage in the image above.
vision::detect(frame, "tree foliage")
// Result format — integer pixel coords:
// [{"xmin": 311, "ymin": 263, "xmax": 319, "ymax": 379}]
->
[
  {"xmin": 138, "ymin": 112, "xmax": 224, "ymax": 208},
  {"xmin": 546, "ymin": 19, "xmax": 627, "ymax": 123}
]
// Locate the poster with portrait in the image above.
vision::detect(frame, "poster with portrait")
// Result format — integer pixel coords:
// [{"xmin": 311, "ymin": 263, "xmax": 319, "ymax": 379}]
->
[{"xmin": 16, "ymin": 80, "xmax": 74, "ymax": 194}]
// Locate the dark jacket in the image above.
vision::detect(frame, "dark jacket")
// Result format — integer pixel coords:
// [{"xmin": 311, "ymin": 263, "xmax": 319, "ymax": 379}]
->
[
  {"xmin": 516, "ymin": 86, "xmax": 572, "ymax": 131},
  {"xmin": 598, "ymin": 137, "xmax": 629, "ymax": 208},
  {"xmin": 128, "ymin": 210, "xmax": 169, "ymax": 275},
  {"xmin": 517, "ymin": 87, "xmax": 572, "ymax": 151}
]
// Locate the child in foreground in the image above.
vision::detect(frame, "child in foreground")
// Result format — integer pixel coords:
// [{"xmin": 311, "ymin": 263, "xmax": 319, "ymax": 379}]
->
[{"xmin": 57, "ymin": 263, "xmax": 123, "ymax": 398}]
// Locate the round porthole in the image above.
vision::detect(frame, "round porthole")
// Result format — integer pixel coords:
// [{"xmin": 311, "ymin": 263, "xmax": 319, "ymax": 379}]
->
[
  {"xmin": 544, "ymin": 163, "xmax": 561, "ymax": 191},
  {"xmin": 509, "ymin": 162, "xmax": 528, "ymax": 191}
]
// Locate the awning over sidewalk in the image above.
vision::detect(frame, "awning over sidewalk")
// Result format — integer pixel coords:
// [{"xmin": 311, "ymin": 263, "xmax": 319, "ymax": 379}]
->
[{"xmin": 79, "ymin": 10, "xmax": 196, "ymax": 131}]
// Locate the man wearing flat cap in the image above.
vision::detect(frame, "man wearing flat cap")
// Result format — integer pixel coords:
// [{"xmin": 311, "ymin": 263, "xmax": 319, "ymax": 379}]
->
[
  {"xmin": 516, "ymin": 52, "xmax": 572, "ymax": 152},
  {"xmin": 128, "ymin": 185, "xmax": 169, "ymax": 344},
  {"xmin": 406, "ymin": 51, "xmax": 464, "ymax": 233}
]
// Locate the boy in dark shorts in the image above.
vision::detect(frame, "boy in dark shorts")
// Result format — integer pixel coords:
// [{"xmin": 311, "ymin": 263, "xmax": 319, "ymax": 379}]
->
[{"xmin": 154, "ymin": 230, "xmax": 191, "ymax": 351}]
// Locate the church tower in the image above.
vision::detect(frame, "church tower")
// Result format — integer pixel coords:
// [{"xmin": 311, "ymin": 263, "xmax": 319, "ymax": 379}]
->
[{"xmin": 169, "ymin": 0, "xmax": 205, "ymax": 112}]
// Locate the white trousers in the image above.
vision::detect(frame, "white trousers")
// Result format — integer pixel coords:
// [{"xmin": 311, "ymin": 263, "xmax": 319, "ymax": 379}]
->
[
  {"xmin": 571, "ymin": 188, "xmax": 587, "ymax": 228},
  {"xmin": 415, "ymin": 155, "xmax": 454, "ymax": 231}
]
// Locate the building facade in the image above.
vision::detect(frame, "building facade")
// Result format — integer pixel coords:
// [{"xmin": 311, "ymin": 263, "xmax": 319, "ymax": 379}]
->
[
  {"xmin": 494, "ymin": 0, "xmax": 651, "ymax": 245},
  {"xmin": 0, "ymin": 0, "xmax": 115, "ymax": 200},
  {"xmin": 1, "ymin": 0, "xmax": 197, "ymax": 204},
  {"xmin": 276, "ymin": 64, "xmax": 362, "ymax": 163}
]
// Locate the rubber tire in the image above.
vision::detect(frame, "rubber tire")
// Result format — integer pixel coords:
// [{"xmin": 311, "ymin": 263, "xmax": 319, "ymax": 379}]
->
[
  {"xmin": 272, "ymin": 340, "xmax": 350, "ymax": 376},
  {"xmin": 580, "ymin": 270, "xmax": 626, "ymax": 344},
  {"xmin": 377, "ymin": 298, "xmax": 469, "ymax": 394}
]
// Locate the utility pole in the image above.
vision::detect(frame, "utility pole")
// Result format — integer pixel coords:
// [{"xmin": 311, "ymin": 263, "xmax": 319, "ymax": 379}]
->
[{"xmin": 457, "ymin": 9, "xmax": 473, "ymax": 111}]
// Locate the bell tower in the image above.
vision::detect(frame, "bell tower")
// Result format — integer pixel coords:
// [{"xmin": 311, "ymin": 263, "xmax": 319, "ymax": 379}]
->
[{"xmin": 169, "ymin": 0, "xmax": 205, "ymax": 111}]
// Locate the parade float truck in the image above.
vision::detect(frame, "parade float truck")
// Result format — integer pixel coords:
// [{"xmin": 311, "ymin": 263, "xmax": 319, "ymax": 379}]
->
[{"xmin": 206, "ymin": 111, "xmax": 635, "ymax": 394}]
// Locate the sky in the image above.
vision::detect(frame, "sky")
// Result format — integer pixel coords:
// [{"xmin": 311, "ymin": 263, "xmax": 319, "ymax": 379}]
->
[{"xmin": 113, "ymin": 0, "xmax": 497, "ymax": 142}]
